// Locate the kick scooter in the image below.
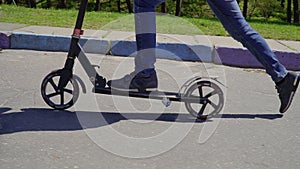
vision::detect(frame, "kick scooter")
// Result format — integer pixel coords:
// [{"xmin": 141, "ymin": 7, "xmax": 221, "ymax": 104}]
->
[{"xmin": 40, "ymin": 0, "xmax": 224, "ymax": 119}]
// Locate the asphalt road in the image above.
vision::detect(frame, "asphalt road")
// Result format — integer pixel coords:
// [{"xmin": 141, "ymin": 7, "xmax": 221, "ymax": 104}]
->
[{"xmin": 0, "ymin": 49, "xmax": 299, "ymax": 169}]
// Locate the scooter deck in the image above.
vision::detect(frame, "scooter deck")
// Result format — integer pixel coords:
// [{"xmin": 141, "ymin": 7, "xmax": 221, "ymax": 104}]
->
[{"xmin": 94, "ymin": 87, "xmax": 207, "ymax": 104}]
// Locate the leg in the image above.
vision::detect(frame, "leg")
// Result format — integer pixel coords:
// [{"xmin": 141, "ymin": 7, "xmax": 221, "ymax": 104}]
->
[
  {"xmin": 206, "ymin": 0, "xmax": 299, "ymax": 113},
  {"xmin": 206, "ymin": 0, "xmax": 287, "ymax": 83},
  {"xmin": 107, "ymin": 0, "xmax": 164, "ymax": 91},
  {"xmin": 134, "ymin": 0, "xmax": 165, "ymax": 72}
]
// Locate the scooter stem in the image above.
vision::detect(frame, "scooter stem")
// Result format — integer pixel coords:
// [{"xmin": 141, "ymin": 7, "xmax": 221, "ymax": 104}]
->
[{"xmin": 58, "ymin": 0, "xmax": 88, "ymax": 89}]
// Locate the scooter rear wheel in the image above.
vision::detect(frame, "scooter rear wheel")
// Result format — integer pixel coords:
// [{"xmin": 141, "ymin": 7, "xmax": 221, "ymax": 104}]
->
[
  {"xmin": 41, "ymin": 70, "xmax": 79, "ymax": 110},
  {"xmin": 184, "ymin": 80, "xmax": 224, "ymax": 119}
]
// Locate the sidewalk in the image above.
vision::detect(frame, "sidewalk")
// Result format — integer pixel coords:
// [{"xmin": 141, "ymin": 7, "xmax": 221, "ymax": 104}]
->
[{"xmin": 1, "ymin": 22, "xmax": 300, "ymax": 70}]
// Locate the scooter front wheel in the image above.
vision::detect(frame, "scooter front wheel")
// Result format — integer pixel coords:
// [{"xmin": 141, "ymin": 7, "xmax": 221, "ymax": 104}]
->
[
  {"xmin": 184, "ymin": 80, "xmax": 224, "ymax": 119},
  {"xmin": 41, "ymin": 70, "xmax": 79, "ymax": 110}
]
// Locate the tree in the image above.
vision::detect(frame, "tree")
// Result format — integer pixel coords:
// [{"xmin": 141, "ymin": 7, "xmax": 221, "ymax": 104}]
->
[
  {"xmin": 256, "ymin": 0, "xmax": 281, "ymax": 20},
  {"xmin": 116, "ymin": 0, "xmax": 133, "ymax": 13},
  {"xmin": 57, "ymin": 0, "xmax": 67, "ymax": 8},
  {"xmin": 243, "ymin": 0, "xmax": 249, "ymax": 18},
  {"xmin": 294, "ymin": 0, "xmax": 299, "ymax": 23},
  {"xmin": 46, "ymin": 0, "xmax": 51, "ymax": 8},
  {"xmin": 28, "ymin": 0, "xmax": 36, "ymax": 8},
  {"xmin": 125, "ymin": 0, "xmax": 133, "ymax": 13},
  {"xmin": 6, "ymin": 0, "xmax": 12, "ymax": 4},
  {"xmin": 95, "ymin": 0, "xmax": 100, "ymax": 11},
  {"xmin": 161, "ymin": 2, "xmax": 166, "ymax": 13},
  {"xmin": 175, "ymin": 0, "xmax": 182, "ymax": 16},
  {"xmin": 287, "ymin": 0, "xmax": 292, "ymax": 22},
  {"xmin": 280, "ymin": 0, "xmax": 285, "ymax": 7}
]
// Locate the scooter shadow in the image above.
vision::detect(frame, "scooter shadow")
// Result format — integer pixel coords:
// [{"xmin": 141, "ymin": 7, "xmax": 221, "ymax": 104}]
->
[{"xmin": 0, "ymin": 108, "xmax": 283, "ymax": 135}]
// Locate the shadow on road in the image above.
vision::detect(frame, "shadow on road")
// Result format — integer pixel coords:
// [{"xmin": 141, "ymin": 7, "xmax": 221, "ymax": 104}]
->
[
  {"xmin": 0, "ymin": 107, "xmax": 11, "ymax": 114},
  {"xmin": 0, "ymin": 108, "xmax": 283, "ymax": 135},
  {"xmin": 219, "ymin": 113, "xmax": 283, "ymax": 120}
]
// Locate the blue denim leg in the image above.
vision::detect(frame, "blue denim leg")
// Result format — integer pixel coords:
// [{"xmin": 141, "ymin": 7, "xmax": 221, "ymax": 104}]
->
[
  {"xmin": 207, "ymin": 0, "xmax": 287, "ymax": 82},
  {"xmin": 134, "ymin": 0, "xmax": 164, "ymax": 72}
]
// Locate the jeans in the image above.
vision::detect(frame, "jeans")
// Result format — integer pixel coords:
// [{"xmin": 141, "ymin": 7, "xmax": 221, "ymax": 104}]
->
[{"xmin": 134, "ymin": 0, "xmax": 287, "ymax": 82}]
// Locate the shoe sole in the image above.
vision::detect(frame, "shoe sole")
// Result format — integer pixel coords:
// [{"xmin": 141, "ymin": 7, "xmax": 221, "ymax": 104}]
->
[{"xmin": 280, "ymin": 74, "xmax": 300, "ymax": 113}]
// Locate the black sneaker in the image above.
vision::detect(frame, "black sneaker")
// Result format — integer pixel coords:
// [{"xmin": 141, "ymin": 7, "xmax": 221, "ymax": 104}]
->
[
  {"xmin": 107, "ymin": 69, "xmax": 158, "ymax": 92},
  {"xmin": 276, "ymin": 72, "xmax": 300, "ymax": 113}
]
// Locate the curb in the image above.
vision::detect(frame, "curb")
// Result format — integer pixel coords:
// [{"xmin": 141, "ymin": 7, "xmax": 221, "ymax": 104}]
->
[
  {"xmin": 8, "ymin": 32, "xmax": 300, "ymax": 71},
  {"xmin": 11, "ymin": 32, "xmax": 213, "ymax": 62},
  {"xmin": 214, "ymin": 47, "xmax": 300, "ymax": 71},
  {"xmin": 10, "ymin": 32, "xmax": 111, "ymax": 54},
  {"xmin": 0, "ymin": 32, "xmax": 10, "ymax": 49},
  {"xmin": 111, "ymin": 40, "xmax": 213, "ymax": 62}
]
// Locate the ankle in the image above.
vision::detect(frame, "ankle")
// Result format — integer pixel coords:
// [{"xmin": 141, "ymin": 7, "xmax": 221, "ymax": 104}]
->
[
  {"xmin": 136, "ymin": 68, "xmax": 156, "ymax": 76},
  {"xmin": 276, "ymin": 74, "xmax": 288, "ymax": 86}
]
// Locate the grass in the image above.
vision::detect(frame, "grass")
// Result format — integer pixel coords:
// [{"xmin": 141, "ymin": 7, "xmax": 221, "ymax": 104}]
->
[
  {"xmin": 0, "ymin": 5, "xmax": 123, "ymax": 29},
  {"xmin": 0, "ymin": 4, "xmax": 299, "ymax": 40}
]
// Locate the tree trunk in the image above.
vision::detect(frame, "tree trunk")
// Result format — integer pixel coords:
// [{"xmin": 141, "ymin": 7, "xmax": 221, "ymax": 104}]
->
[
  {"xmin": 294, "ymin": 0, "xmax": 299, "ymax": 23},
  {"xmin": 161, "ymin": 2, "xmax": 166, "ymax": 13},
  {"xmin": 281, "ymin": 0, "xmax": 285, "ymax": 8},
  {"xmin": 287, "ymin": 0, "xmax": 292, "ymax": 23},
  {"xmin": 6, "ymin": 0, "xmax": 13, "ymax": 4},
  {"xmin": 94, "ymin": 0, "xmax": 100, "ymax": 11},
  {"xmin": 58, "ymin": 0, "xmax": 67, "ymax": 8},
  {"xmin": 126, "ymin": 0, "xmax": 133, "ymax": 13},
  {"xmin": 175, "ymin": 0, "xmax": 182, "ymax": 16},
  {"xmin": 28, "ymin": 0, "xmax": 36, "ymax": 8},
  {"xmin": 117, "ymin": 0, "xmax": 121, "ymax": 12},
  {"xmin": 243, "ymin": 0, "xmax": 249, "ymax": 18},
  {"xmin": 46, "ymin": 0, "xmax": 52, "ymax": 8}
]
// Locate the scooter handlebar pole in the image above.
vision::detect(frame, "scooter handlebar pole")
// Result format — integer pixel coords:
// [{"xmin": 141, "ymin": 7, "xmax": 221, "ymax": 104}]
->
[
  {"xmin": 67, "ymin": 0, "xmax": 88, "ymax": 60},
  {"xmin": 58, "ymin": 0, "xmax": 88, "ymax": 89},
  {"xmin": 75, "ymin": 0, "xmax": 88, "ymax": 30}
]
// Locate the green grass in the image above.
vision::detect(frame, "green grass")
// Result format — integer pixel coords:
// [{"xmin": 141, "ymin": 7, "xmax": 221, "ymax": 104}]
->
[
  {"xmin": 187, "ymin": 17, "xmax": 300, "ymax": 41},
  {"xmin": 1, "ymin": 5, "xmax": 299, "ymax": 40},
  {"xmin": 0, "ymin": 5, "xmax": 123, "ymax": 29},
  {"xmin": 101, "ymin": 14, "xmax": 205, "ymax": 35}
]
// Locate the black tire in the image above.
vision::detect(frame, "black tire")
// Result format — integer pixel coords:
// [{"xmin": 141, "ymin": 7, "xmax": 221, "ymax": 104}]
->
[
  {"xmin": 41, "ymin": 70, "xmax": 79, "ymax": 110},
  {"xmin": 184, "ymin": 80, "xmax": 224, "ymax": 119}
]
